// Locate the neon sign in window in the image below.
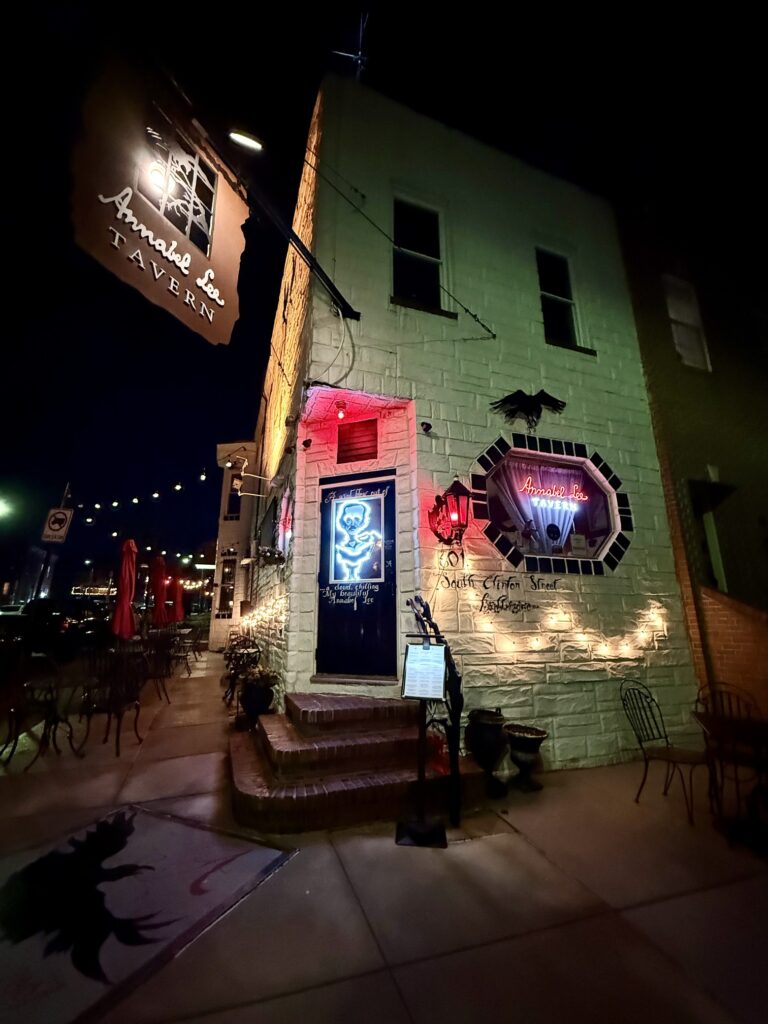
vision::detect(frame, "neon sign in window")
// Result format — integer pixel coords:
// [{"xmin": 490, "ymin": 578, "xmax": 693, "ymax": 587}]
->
[
  {"xmin": 330, "ymin": 497, "xmax": 384, "ymax": 582},
  {"xmin": 488, "ymin": 457, "xmax": 612, "ymax": 558}
]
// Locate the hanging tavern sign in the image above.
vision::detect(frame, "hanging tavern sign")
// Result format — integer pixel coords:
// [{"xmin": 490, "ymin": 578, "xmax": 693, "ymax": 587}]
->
[{"xmin": 71, "ymin": 59, "xmax": 249, "ymax": 345}]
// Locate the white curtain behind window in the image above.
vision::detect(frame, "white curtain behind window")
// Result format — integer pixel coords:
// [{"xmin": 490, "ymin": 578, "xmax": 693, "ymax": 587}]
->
[{"xmin": 494, "ymin": 458, "xmax": 585, "ymax": 555}]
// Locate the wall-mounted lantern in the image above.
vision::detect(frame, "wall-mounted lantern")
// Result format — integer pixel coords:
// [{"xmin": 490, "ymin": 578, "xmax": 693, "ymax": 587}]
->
[{"xmin": 428, "ymin": 476, "xmax": 471, "ymax": 561}]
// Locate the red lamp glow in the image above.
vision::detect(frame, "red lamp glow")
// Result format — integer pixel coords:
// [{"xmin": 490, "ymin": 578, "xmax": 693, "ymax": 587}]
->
[{"xmin": 428, "ymin": 476, "xmax": 471, "ymax": 546}]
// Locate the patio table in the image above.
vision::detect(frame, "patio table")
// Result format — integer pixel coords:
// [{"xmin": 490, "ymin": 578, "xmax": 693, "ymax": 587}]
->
[{"xmin": 693, "ymin": 708, "xmax": 768, "ymax": 852}]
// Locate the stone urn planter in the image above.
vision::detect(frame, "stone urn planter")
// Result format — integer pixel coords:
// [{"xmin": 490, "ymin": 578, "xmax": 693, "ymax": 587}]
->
[
  {"xmin": 505, "ymin": 723, "xmax": 548, "ymax": 791},
  {"xmin": 465, "ymin": 708, "xmax": 508, "ymax": 798},
  {"xmin": 238, "ymin": 667, "xmax": 280, "ymax": 728}
]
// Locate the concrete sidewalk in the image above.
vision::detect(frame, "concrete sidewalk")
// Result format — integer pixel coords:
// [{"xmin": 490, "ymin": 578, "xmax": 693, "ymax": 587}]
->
[{"xmin": 2, "ymin": 654, "xmax": 766, "ymax": 1023}]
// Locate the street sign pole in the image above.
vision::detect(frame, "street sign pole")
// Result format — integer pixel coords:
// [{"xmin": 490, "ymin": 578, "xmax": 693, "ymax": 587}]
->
[{"xmin": 34, "ymin": 483, "xmax": 73, "ymax": 599}]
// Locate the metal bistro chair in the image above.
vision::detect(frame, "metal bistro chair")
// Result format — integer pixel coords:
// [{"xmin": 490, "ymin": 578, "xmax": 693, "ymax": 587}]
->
[
  {"xmin": 180, "ymin": 625, "xmax": 205, "ymax": 663},
  {"xmin": 78, "ymin": 648, "xmax": 147, "ymax": 757},
  {"xmin": 620, "ymin": 680, "xmax": 708, "ymax": 824},
  {"xmin": 1, "ymin": 655, "xmax": 82, "ymax": 770},
  {"xmin": 696, "ymin": 683, "xmax": 760, "ymax": 820}
]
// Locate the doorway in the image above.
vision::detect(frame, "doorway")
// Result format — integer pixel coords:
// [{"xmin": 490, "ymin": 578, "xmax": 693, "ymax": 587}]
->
[{"xmin": 316, "ymin": 474, "xmax": 397, "ymax": 677}]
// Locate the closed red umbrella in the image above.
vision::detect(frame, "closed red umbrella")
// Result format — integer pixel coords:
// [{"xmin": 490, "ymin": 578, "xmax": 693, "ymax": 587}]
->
[
  {"xmin": 174, "ymin": 576, "xmax": 185, "ymax": 622},
  {"xmin": 111, "ymin": 538, "xmax": 138, "ymax": 640},
  {"xmin": 150, "ymin": 555, "xmax": 169, "ymax": 627},
  {"xmin": 167, "ymin": 576, "xmax": 185, "ymax": 623}
]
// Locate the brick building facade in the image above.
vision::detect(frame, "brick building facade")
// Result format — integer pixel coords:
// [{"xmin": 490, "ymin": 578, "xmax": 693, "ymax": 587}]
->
[{"xmin": 213, "ymin": 77, "xmax": 703, "ymax": 769}]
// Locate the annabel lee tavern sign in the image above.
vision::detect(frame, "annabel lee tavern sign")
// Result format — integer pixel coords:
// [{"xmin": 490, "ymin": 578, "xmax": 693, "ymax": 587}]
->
[{"xmin": 71, "ymin": 60, "xmax": 249, "ymax": 345}]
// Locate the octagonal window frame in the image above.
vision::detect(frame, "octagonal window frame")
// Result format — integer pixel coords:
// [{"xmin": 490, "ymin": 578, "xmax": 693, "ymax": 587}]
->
[{"xmin": 470, "ymin": 433, "xmax": 634, "ymax": 575}]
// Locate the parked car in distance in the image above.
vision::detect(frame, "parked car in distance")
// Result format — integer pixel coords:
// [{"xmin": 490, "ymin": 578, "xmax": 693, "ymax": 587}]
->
[{"xmin": 5, "ymin": 598, "xmax": 113, "ymax": 660}]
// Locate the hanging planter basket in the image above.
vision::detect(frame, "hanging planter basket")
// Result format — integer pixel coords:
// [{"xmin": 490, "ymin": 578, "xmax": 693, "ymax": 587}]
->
[{"xmin": 256, "ymin": 547, "xmax": 286, "ymax": 567}]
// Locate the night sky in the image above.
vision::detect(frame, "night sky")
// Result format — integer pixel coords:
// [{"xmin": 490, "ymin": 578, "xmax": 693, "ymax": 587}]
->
[{"xmin": 2, "ymin": 6, "xmax": 763, "ymax": 592}]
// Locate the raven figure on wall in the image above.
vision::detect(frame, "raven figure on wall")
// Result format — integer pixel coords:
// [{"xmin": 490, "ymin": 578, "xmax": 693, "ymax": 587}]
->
[{"xmin": 489, "ymin": 389, "xmax": 567, "ymax": 431}]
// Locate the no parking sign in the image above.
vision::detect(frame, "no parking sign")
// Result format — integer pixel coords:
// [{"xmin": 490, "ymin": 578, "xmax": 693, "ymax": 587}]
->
[{"xmin": 41, "ymin": 508, "xmax": 73, "ymax": 543}]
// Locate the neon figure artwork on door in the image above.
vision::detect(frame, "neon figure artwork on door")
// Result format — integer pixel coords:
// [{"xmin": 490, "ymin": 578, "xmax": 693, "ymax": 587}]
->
[{"xmin": 317, "ymin": 477, "xmax": 397, "ymax": 677}]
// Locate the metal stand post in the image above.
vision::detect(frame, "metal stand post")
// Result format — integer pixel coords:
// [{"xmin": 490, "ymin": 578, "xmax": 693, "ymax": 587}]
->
[{"xmin": 396, "ymin": 698, "xmax": 448, "ymax": 848}]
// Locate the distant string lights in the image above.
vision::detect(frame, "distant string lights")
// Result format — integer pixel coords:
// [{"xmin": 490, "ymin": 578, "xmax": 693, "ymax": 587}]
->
[
  {"xmin": 71, "ymin": 469, "xmax": 209, "ymax": 515},
  {"xmin": 64, "ymin": 469, "xmax": 212, "ymax": 547}
]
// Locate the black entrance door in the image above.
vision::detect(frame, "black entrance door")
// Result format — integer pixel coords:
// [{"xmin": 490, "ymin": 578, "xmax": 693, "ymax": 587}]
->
[{"xmin": 316, "ymin": 476, "xmax": 397, "ymax": 677}]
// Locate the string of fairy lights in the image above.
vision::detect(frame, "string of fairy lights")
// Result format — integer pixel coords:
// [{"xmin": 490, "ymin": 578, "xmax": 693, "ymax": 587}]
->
[{"xmin": 68, "ymin": 468, "xmax": 215, "ymax": 562}]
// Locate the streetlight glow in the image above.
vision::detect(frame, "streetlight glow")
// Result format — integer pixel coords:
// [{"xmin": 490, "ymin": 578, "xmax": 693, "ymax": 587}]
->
[
  {"xmin": 229, "ymin": 130, "xmax": 264, "ymax": 153},
  {"xmin": 0, "ymin": 498, "xmax": 11, "ymax": 518}
]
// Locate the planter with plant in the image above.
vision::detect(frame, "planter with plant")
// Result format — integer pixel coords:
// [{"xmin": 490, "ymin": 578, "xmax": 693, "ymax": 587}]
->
[
  {"xmin": 256, "ymin": 546, "xmax": 286, "ymax": 567},
  {"xmin": 238, "ymin": 664, "xmax": 281, "ymax": 727}
]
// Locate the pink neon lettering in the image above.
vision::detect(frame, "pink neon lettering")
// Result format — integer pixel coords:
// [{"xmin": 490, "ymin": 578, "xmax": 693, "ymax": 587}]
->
[{"xmin": 520, "ymin": 476, "xmax": 588, "ymax": 502}]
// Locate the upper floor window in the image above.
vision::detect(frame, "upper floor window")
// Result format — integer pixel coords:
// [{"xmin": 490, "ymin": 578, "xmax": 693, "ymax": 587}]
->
[
  {"xmin": 662, "ymin": 275, "xmax": 711, "ymax": 371},
  {"xmin": 536, "ymin": 249, "xmax": 579, "ymax": 350},
  {"xmin": 224, "ymin": 472, "xmax": 241, "ymax": 520},
  {"xmin": 392, "ymin": 199, "xmax": 445, "ymax": 314}
]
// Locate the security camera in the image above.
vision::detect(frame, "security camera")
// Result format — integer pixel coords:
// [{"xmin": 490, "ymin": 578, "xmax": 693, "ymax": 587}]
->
[{"xmin": 420, "ymin": 421, "xmax": 433, "ymax": 434}]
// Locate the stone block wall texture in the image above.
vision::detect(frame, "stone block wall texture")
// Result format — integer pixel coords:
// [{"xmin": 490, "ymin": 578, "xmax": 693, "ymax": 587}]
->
[{"xmin": 257, "ymin": 77, "xmax": 701, "ymax": 768}]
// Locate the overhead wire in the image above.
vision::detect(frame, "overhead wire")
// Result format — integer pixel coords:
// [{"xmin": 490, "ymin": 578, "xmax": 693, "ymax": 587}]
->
[{"xmin": 303, "ymin": 148, "xmax": 497, "ymax": 339}]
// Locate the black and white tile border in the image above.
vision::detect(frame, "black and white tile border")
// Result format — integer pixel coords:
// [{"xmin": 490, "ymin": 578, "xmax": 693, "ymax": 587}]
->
[{"xmin": 471, "ymin": 433, "xmax": 633, "ymax": 575}]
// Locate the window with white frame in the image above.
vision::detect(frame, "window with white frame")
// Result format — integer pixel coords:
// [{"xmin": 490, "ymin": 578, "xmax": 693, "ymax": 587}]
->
[
  {"xmin": 536, "ymin": 249, "xmax": 579, "ymax": 350},
  {"xmin": 662, "ymin": 275, "xmax": 711, "ymax": 371},
  {"xmin": 392, "ymin": 198, "xmax": 444, "ymax": 312},
  {"xmin": 217, "ymin": 557, "xmax": 236, "ymax": 616},
  {"xmin": 224, "ymin": 473, "xmax": 241, "ymax": 521}
]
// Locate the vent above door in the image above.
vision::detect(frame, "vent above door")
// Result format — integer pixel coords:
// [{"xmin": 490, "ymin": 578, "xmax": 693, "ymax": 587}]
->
[{"xmin": 337, "ymin": 418, "xmax": 378, "ymax": 463}]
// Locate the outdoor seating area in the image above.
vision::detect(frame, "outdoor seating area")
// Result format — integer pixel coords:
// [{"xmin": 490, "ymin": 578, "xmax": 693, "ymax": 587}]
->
[
  {"xmin": 1, "ymin": 654, "xmax": 765, "ymax": 1024},
  {"xmin": 620, "ymin": 679, "xmax": 767, "ymax": 852},
  {"xmin": 0, "ymin": 624, "xmax": 198, "ymax": 768}
]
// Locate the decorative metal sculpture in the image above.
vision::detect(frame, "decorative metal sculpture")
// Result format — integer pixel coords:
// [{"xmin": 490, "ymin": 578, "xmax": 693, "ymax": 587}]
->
[{"xmin": 489, "ymin": 389, "xmax": 567, "ymax": 431}]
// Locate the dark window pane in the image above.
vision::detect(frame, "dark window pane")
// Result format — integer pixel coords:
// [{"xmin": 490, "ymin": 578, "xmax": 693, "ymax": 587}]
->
[
  {"xmin": 394, "ymin": 200, "xmax": 440, "ymax": 258},
  {"xmin": 190, "ymin": 223, "xmax": 209, "ymax": 253},
  {"xmin": 259, "ymin": 500, "xmax": 277, "ymax": 547},
  {"xmin": 218, "ymin": 559, "xmax": 236, "ymax": 613},
  {"xmin": 536, "ymin": 249, "xmax": 572, "ymax": 299},
  {"xmin": 393, "ymin": 250, "xmax": 441, "ymax": 308},
  {"xmin": 226, "ymin": 474, "xmax": 241, "ymax": 518},
  {"xmin": 195, "ymin": 180, "xmax": 214, "ymax": 210},
  {"xmin": 541, "ymin": 295, "xmax": 577, "ymax": 348}
]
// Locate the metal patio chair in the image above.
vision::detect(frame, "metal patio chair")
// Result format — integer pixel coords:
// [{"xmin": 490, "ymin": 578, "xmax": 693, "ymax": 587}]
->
[
  {"xmin": 78, "ymin": 648, "xmax": 147, "ymax": 757},
  {"xmin": 620, "ymin": 679, "xmax": 708, "ymax": 824},
  {"xmin": 1, "ymin": 653, "xmax": 82, "ymax": 769},
  {"xmin": 696, "ymin": 683, "xmax": 760, "ymax": 820}
]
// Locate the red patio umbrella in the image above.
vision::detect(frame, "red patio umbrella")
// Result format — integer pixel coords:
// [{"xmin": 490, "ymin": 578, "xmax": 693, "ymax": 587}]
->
[
  {"xmin": 167, "ymin": 576, "xmax": 185, "ymax": 623},
  {"xmin": 111, "ymin": 538, "xmax": 138, "ymax": 640},
  {"xmin": 150, "ymin": 555, "xmax": 169, "ymax": 627}
]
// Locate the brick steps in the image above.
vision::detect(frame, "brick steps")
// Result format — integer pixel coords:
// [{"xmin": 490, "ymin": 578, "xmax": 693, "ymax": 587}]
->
[
  {"xmin": 258, "ymin": 715, "xmax": 419, "ymax": 776},
  {"xmin": 230, "ymin": 691, "xmax": 484, "ymax": 832},
  {"xmin": 286, "ymin": 692, "xmax": 419, "ymax": 732}
]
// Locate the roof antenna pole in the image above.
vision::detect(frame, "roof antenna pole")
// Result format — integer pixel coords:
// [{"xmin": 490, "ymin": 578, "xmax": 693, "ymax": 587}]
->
[{"xmin": 332, "ymin": 11, "xmax": 369, "ymax": 81}]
